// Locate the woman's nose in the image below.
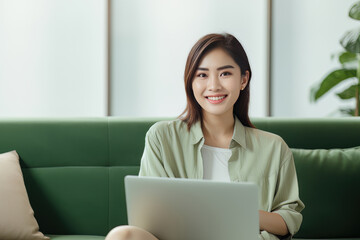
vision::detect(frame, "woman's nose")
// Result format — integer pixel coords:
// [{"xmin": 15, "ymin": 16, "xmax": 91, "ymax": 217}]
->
[{"xmin": 208, "ymin": 75, "xmax": 221, "ymax": 91}]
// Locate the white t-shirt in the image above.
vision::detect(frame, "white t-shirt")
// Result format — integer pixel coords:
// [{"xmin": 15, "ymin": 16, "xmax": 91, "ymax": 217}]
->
[{"xmin": 201, "ymin": 144, "xmax": 232, "ymax": 182}]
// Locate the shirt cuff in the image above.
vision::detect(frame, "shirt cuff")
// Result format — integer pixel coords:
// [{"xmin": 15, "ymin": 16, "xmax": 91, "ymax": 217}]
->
[
  {"xmin": 260, "ymin": 231, "xmax": 280, "ymax": 240},
  {"xmin": 273, "ymin": 207, "xmax": 303, "ymax": 236}
]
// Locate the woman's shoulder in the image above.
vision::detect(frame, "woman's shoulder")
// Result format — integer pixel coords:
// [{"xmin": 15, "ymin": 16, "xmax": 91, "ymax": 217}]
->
[
  {"xmin": 147, "ymin": 118, "xmax": 188, "ymax": 138},
  {"xmin": 246, "ymin": 126, "xmax": 284, "ymax": 142},
  {"xmin": 245, "ymin": 126, "xmax": 291, "ymax": 152},
  {"xmin": 245, "ymin": 126, "xmax": 293, "ymax": 165}
]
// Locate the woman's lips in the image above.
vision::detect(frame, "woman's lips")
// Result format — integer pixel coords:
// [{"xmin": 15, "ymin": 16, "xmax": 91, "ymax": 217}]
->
[{"xmin": 206, "ymin": 95, "xmax": 227, "ymax": 104}]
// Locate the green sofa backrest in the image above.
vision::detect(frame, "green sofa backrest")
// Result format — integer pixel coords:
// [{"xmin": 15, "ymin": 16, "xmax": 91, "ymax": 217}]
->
[
  {"xmin": 0, "ymin": 117, "xmax": 359, "ymax": 238},
  {"xmin": 254, "ymin": 118, "xmax": 360, "ymax": 238}
]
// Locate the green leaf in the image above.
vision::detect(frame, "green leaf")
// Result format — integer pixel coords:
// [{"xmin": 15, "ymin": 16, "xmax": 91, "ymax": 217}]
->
[
  {"xmin": 340, "ymin": 108, "xmax": 355, "ymax": 116},
  {"xmin": 340, "ymin": 27, "xmax": 360, "ymax": 53},
  {"xmin": 339, "ymin": 52, "xmax": 357, "ymax": 64},
  {"xmin": 349, "ymin": 1, "xmax": 360, "ymax": 20},
  {"xmin": 310, "ymin": 69, "xmax": 356, "ymax": 101},
  {"xmin": 336, "ymin": 84, "xmax": 357, "ymax": 99}
]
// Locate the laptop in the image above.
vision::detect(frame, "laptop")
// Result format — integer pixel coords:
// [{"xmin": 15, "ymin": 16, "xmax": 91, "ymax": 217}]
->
[{"xmin": 124, "ymin": 176, "xmax": 259, "ymax": 240}]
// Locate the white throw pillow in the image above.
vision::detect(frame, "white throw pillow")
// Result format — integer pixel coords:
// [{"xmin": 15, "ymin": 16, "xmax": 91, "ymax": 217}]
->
[{"xmin": 0, "ymin": 150, "xmax": 49, "ymax": 240}]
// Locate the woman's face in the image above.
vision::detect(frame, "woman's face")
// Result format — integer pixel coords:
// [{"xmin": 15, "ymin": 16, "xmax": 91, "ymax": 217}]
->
[{"xmin": 192, "ymin": 47, "xmax": 248, "ymax": 119}]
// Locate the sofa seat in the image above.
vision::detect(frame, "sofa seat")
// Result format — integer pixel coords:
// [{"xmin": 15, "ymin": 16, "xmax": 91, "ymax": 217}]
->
[
  {"xmin": 47, "ymin": 236, "xmax": 360, "ymax": 240},
  {"xmin": 47, "ymin": 237, "xmax": 360, "ymax": 240},
  {"xmin": 48, "ymin": 235, "xmax": 105, "ymax": 240}
]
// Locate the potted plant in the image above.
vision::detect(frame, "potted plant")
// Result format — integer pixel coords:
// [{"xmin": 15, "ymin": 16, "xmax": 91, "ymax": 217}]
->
[{"xmin": 311, "ymin": 1, "xmax": 360, "ymax": 116}]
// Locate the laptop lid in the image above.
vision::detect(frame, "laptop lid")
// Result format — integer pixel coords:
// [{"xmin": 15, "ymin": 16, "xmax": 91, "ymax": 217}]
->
[{"xmin": 125, "ymin": 176, "xmax": 259, "ymax": 240}]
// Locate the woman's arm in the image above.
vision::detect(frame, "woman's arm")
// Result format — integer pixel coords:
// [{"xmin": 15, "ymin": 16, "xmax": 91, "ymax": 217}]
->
[
  {"xmin": 267, "ymin": 146, "xmax": 305, "ymax": 238},
  {"xmin": 138, "ymin": 126, "xmax": 168, "ymax": 177},
  {"xmin": 259, "ymin": 210, "xmax": 288, "ymax": 236}
]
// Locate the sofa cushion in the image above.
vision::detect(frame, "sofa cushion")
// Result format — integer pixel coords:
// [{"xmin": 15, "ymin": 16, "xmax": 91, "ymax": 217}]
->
[
  {"xmin": 0, "ymin": 151, "xmax": 49, "ymax": 240},
  {"xmin": 48, "ymin": 235, "xmax": 105, "ymax": 240},
  {"xmin": 292, "ymin": 146, "xmax": 360, "ymax": 239},
  {"xmin": 23, "ymin": 167, "xmax": 110, "ymax": 236},
  {"xmin": 109, "ymin": 166, "xmax": 140, "ymax": 229}
]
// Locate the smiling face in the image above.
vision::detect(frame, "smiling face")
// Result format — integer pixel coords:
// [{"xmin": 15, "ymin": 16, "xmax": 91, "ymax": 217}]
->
[{"xmin": 192, "ymin": 47, "xmax": 249, "ymax": 119}]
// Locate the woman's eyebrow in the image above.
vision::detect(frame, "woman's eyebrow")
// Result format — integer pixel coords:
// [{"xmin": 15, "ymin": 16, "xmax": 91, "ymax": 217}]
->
[
  {"xmin": 217, "ymin": 65, "xmax": 234, "ymax": 70},
  {"xmin": 197, "ymin": 65, "xmax": 235, "ymax": 71}
]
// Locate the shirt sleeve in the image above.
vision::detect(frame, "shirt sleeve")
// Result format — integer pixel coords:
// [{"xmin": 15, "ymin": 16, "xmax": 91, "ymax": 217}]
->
[
  {"xmin": 272, "ymin": 148, "xmax": 305, "ymax": 237},
  {"xmin": 260, "ymin": 231, "xmax": 281, "ymax": 240},
  {"xmin": 138, "ymin": 126, "xmax": 168, "ymax": 177}
]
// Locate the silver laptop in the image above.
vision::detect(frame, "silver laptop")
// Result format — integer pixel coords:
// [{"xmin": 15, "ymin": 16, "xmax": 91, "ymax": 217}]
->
[{"xmin": 125, "ymin": 176, "xmax": 259, "ymax": 240}]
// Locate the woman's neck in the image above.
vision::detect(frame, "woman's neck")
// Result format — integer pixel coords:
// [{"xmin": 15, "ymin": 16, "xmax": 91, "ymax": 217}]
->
[{"xmin": 201, "ymin": 112, "xmax": 235, "ymax": 149}]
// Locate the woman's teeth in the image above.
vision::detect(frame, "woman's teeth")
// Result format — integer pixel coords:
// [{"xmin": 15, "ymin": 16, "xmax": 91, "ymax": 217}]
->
[{"xmin": 208, "ymin": 96, "xmax": 226, "ymax": 100}]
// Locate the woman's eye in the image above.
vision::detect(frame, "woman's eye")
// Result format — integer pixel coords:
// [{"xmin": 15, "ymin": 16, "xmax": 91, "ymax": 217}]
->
[
  {"xmin": 220, "ymin": 72, "xmax": 231, "ymax": 77},
  {"xmin": 197, "ymin": 73, "xmax": 207, "ymax": 78}
]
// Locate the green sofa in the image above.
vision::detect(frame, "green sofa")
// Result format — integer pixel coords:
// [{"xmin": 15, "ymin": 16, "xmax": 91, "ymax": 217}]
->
[{"xmin": 0, "ymin": 117, "xmax": 359, "ymax": 240}]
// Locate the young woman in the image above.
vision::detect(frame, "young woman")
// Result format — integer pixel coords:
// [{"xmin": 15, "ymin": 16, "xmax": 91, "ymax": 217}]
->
[{"xmin": 106, "ymin": 33, "xmax": 304, "ymax": 240}]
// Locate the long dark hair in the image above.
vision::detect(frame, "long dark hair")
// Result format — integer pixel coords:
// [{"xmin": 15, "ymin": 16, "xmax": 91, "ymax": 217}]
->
[{"xmin": 179, "ymin": 33, "xmax": 255, "ymax": 130}]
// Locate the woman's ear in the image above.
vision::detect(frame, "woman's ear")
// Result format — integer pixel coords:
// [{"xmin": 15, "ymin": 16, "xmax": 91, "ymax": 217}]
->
[{"xmin": 240, "ymin": 70, "xmax": 250, "ymax": 90}]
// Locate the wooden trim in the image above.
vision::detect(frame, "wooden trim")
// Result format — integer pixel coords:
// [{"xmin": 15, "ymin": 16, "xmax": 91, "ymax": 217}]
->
[
  {"xmin": 106, "ymin": 0, "xmax": 112, "ymax": 116},
  {"xmin": 267, "ymin": 0, "xmax": 273, "ymax": 116}
]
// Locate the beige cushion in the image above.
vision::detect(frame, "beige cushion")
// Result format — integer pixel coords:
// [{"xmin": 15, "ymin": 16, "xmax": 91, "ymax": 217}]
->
[{"xmin": 0, "ymin": 150, "xmax": 49, "ymax": 240}]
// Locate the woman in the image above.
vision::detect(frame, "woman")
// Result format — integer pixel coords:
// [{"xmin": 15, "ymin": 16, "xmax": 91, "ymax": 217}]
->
[{"xmin": 106, "ymin": 33, "xmax": 304, "ymax": 240}]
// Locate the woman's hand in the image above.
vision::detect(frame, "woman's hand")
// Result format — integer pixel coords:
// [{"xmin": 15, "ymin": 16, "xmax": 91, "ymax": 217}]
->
[{"xmin": 259, "ymin": 210, "xmax": 289, "ymax": 236}]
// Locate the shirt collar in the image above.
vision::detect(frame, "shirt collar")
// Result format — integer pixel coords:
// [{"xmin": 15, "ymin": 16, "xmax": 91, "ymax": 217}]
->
[
  {"xmin": 232, "ymin": 116, "xmax": 247, "ymax": 149},
  {"xmin": 190, "ymin": 116, "xmax": 247, "ymax": 148},
  {"xmin": 190, "ymin": 120, "xmax": 204, "ymax": 145}
]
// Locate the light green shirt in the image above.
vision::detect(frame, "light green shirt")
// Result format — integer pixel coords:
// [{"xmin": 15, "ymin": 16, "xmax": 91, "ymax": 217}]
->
[{"xmin": 139, "ymin": 117, "xmax": 305, "ymax": 240}]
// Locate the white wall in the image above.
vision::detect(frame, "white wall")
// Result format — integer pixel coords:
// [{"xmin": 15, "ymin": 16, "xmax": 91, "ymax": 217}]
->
[
  {"xmin": 272, "ymin": 0, "xmax": 359, "ymax": 117},
  {"xmin": 111, "ymin": 0, "xmax": 268, "ymax": 118},
  {"xmin": 2, "ymin": 0, "xmax": 353, "ymax": 118},
  {"xmin": 0, "ymin": 0, "xmax": 107, "ymax": 117}
]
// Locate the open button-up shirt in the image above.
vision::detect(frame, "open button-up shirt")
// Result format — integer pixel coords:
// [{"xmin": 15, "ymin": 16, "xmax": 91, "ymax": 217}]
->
[{"xmin": 139, "ymin": 117, "xmax": 305, "ymax": 240}]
